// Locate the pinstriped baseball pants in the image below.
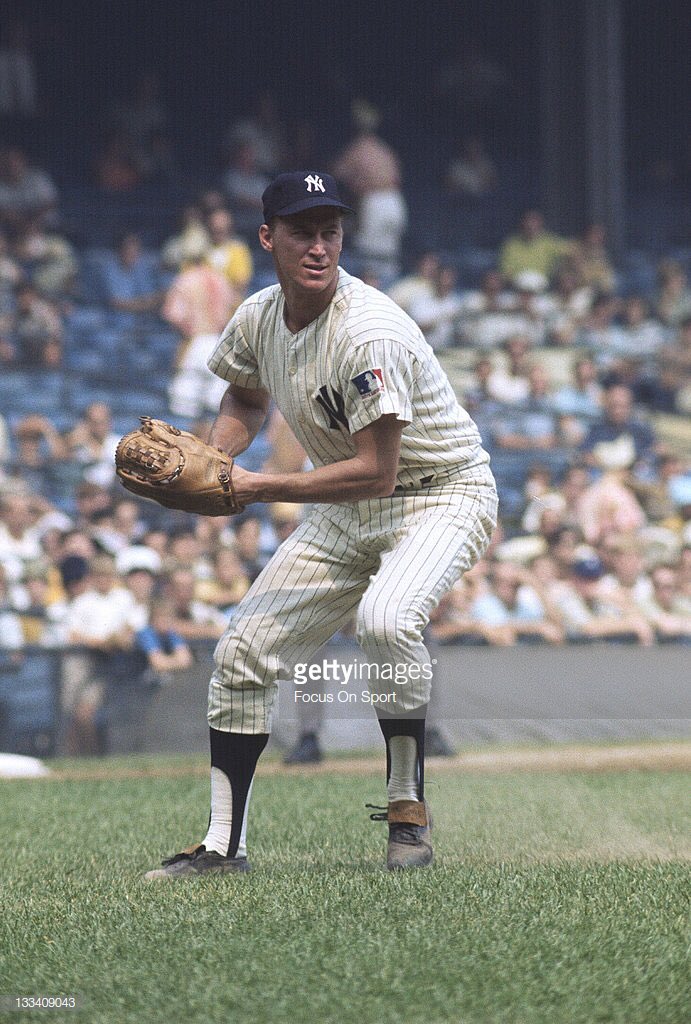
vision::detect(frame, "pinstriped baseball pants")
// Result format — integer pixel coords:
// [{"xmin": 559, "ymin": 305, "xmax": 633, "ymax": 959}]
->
[{"xmin": 208, "ymin": 471, "xmax": 498, "ymax": 733}]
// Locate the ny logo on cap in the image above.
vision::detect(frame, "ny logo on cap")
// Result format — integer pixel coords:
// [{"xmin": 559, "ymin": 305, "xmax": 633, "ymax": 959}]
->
[{"xmin": 304, "ymin": 174, "xmax": 325, "ymax": 193}]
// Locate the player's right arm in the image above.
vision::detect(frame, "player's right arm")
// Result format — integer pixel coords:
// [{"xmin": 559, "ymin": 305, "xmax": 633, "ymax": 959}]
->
[{"xmin": 208, "ymin": 383, "xmax": 270, "ymax": 457}]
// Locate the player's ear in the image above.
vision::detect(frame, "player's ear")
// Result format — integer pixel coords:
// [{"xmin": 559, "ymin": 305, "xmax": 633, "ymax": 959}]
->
[{"xmin": 259, "ymin": 223, "xmax": 273, "ymax": 252}]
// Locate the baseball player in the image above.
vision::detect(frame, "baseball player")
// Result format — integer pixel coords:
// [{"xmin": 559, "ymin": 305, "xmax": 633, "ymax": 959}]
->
[{"xmin": 144, "ymin": 171, "xmax": 497, "ymax": 878}]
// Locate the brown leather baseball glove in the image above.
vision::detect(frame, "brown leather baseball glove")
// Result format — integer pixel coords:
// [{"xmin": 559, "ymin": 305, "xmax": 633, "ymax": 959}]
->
[{"xmin": 115, "ymin": 417, "xmax": 242, "ymax": 516}]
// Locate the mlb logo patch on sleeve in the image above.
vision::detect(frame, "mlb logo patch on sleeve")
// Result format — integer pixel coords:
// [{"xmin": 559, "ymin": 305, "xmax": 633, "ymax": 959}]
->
[{"xmin": 352, "ymin": 368, "xmax": 384, "ymax": 398}]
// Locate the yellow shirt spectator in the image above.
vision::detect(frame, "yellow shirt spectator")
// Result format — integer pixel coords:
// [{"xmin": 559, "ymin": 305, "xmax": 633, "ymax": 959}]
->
[{"xmin": 499, "ymin": 209, "xmax": 572, "ymax": 282}]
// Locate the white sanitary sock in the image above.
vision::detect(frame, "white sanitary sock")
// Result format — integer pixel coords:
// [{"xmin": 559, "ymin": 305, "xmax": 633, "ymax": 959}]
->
[
  {"xmin": 202, "ymin": 769, "xmax": 254, "ymax": 858},
  {"xmin": 387, "ymin": 735, "xmax": 419, "ymax": 802}
]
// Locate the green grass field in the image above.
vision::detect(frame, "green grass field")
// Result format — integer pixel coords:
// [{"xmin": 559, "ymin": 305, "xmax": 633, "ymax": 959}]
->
[{"xmin": 1, "ymin": 752, "xmax": 689, "ymax": 1024}]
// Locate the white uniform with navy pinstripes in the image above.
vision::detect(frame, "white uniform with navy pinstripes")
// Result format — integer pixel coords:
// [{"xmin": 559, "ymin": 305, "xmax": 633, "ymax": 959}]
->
[{"xmin": 207, "ymin": 269, "xmax": 497, "ymax": 733}]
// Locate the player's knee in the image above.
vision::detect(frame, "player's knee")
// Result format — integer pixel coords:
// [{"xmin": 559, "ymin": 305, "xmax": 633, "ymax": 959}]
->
[{"xmin": 355, "ymin": 598, "xmax": 419, "ymax": 657}]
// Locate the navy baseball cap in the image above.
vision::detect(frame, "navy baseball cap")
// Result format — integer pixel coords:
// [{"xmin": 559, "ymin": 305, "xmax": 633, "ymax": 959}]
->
[
  {"xmin": 572, "ymin": 555, "xmax": 604, "ymax": 580},
  {"xmin": 262, "ymin": 171, "xmax": 353, "ymax": 223}
]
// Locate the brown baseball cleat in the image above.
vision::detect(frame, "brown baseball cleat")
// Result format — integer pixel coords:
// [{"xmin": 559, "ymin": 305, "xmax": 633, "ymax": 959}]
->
[
  {"xmin": 143, "ymin": 843, "xmax": 251, "ymax": 880},
  {"xmin": 368, "ymin": 799, "xmax": 434, "ymax": 870}
]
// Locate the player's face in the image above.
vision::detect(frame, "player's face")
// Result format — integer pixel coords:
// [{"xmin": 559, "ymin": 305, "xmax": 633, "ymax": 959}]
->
[{"xmin": 260, "ymin": 208, "xmax": 343, "ymax": 296}]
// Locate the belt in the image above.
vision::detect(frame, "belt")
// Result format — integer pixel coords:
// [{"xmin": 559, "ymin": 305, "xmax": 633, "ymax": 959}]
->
[{"xmin": 393, "ymin": 466, "xmax": 465, "ymax": 492}]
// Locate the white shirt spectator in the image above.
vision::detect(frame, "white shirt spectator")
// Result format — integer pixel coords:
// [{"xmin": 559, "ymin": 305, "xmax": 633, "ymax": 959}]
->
[
  {"xmin": 63, "ymin": 587, "xmax": 136, "ymax": 642},
  {"xmin": 0, "ymin": 523, "xmax": 42, "ymax": 582},
  {"xmin": 0, "ymin": 608, "xmax": 24, "ymax": 649}
]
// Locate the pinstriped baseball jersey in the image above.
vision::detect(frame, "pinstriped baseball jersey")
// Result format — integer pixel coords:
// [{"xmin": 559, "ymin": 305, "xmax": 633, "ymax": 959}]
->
[{"xmin": 208, "ymin": 268, "xmax": 489, "ymax": 489}]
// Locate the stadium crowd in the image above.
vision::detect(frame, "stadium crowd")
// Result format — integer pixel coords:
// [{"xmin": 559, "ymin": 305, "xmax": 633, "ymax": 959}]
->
[{"xmin": 0, "ymin": 91, "xmax": 690, "ymax": 754}]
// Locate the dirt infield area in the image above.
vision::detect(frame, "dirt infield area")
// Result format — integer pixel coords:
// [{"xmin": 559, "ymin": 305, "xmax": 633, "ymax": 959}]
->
[{"xmin": 23, "ymin": 739, "xmax": 691, "ymax": 783}]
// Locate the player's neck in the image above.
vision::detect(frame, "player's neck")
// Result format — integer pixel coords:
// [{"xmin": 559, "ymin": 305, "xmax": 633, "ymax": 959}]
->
[{"xmin": 281, "ymin": 280, "xmax": 338, "ymax": 334}]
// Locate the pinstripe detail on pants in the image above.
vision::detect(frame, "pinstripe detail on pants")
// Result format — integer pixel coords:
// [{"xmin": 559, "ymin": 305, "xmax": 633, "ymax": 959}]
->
[{"xmin": 208, "ymin": 474, "xmax": 497, "ymax": 733}]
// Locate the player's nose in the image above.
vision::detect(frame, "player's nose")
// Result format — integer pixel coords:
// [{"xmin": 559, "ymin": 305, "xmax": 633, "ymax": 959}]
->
[{"xmin": 308, "ymin": 233, "xmax": 328, "ymax": 254}]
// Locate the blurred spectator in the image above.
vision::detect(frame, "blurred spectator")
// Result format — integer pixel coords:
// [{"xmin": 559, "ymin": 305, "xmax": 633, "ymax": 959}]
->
[
  {"xmin": 550, "ymin": 554, "xmax": 654, "ymax": 644},
  {"xmin": 485, "ymin": 334, "xmax": 533, "ymax": 404},
  {"xmin": 12, "ymin": 557, "xmax": 64, "ymax": 645},
  {"xmin": 545, "ymin": 261, "xmax": 594, "ymax": 346},
  {"xmin": 233, "ymin": 514, "xmax": 265, "ymax": 582},
  {"xmin": 618, "ymin": 295, "xmax": 666, "ymax": 361},
  {"xmin": 198, "ymin": 189, "xmax": 228, "ymax": 219},
  {"xmin": 445, "ymin": 136, "xmax": 498, "ymax": 197},
  {"xmin": 0, "ymin": 225, "xmax": 22, "ymax": 324},
  {"xmin": 225, "ymin": 91, "xmax": 285, "ymax": 174},
  {"xmin": 161, "ymin": 203, "xmax": 209, "ymax": 273},
  {"xmin": 222, "ymin": 141, "xmax": 271, "ymax": 235},
  {"xmin": 50, "ymin": 552, "xmax": 89, "ymax": 625},
  {"xmin": 677, "ymin": 545, "xmax": 691, "ymax": 611},
  {"xmin": 94, "ymin": 131, "xmax": 142, "ymax": 192},
  {"xmin": 409, "ymin": 265, "xmax": 464, "ymax": 350},
  {"xmin": 133, "ymin": 597, "xmax": 192, "ymax": 679},
  {"xmin": 463, "ymin": 355, "xmax": 498, "ymax": 412},
  {"xmin": 117, "ymin": 545, "xmax": 162, "ymax": 630},
  {"xmin": 560, "ymin": 465, "xmax": 592, "ymax": 528},
  {"xmin": 90, "ymin": 497, "xmax": 147, "ymax": 557},
  {"xmin": 192, "ymin": 514, "xmax": 235, "ymax": 565},
  {"xmin": 11, "ymin": 281, "xmax": 62, "ymax": 366},
  {"xmin": 141, "ymin": 527, "xmax": 169, "ymax": 561},
  {"xmin": 332, "ymin": 99, "xmax": 408, "ymax": 283},
  {"xmin": 0, "ymin": 412, "xmax": 9, "ymax": 465},
  {"xmin": 55, "ymin": 529, "xmax": 97, "ymax": 563},
  {"xmin": 138, "ymin": 127, "xmax": 179, "ymax": 185},
  {"xmin": 553, "ymin": 354, "xmax": 602, "ymax": 421},
  {"xmin": 492, "ymin": 364, "xmax": 558, "ymax": 451},
  {"xmin": 0, "ymin": 145, "xmax": 58, "ymax": 231},
  {"xmin": 598, "ymin": 535, "xmax": 653, "ymax": 607},
  {"xmin": 387, "ymin": 251, "xmax": 440, "ymax": 316},
  {"xmin": 575, "ymin": 292, "xmax": 627, "ymax": 370},
  {"xmin": 506, "ymin": 271, "xmax": 552, "ymax": 347},
  {"xmin": 638, "ymin": 564, "xmax": 691, "ymax": 642},
  {"xmin": 575, "ymin": 471, "xmax": 647, "ymax": 546},
  {"xmin": 626, "ymin": 451, "xmax": 686, "ymax": 525},
  {"xmin": 69, "ymin": 485, "xmax": 112, "ymax": 537},
  {"xmin": 520, "ymin": 463, "xmax": 560, "ymax": 533},
  {"xmin": 14, "ymin": 216, "xmax": 78, "ymax": 301},
  {"xmin": 647, "ymin": 315, "xmax": 691, "ymax": 414},
  {"xmin": 0, "ymin": 561, "xmax": 23, "ymax": 651},
  {"xmin": 498, "ymin": 209, "xmax": 572, "ymax": 282},
  {"xmin": 429, "ymin": 576, "xmax": 515, "ymax": 646},
  {"xmin": 571, "ymin": 223, "xmax": 617, "ymax": 294},
  {"xmin": 665, "ymin": 476, "xmax": 691, "ymax": 544},
  {"xmin": 163, "ymin": 567, "xmax": 226, "ymax": 641},
  {"xmin": 580, "ymin": 384, "xmax": 656, "ymax": 471},
  {"xmin": 66, "ymin": 402, "xmax": 120, "ymax": 484},
  {"xmin": 100, "ymin": 231, "xmax": 163, "ymax": 320},
  {"xmin": 605, "ymin": 296, "xmax": 670, "ymax": 394},
  {"xmin": 61, "ymin": 553, "xmax": 136, "ymax": 754},
  {"xmin": 0, "ymin": 19, "xmax": 38, "ymax": 129},
  {"xmin": 110, "ymin": 70, "xmax": 169, "ymax": 165},
  {"xmin": 7, "ymin": 415, "xmax": 67, "ymax": 495},
  {"xmin": 163, "ymin": 238, "xmax": 236, "ymax": 418},
  {"xmin": 166, "ymin": 526, "xmax": 211, "ymax": 579},
  {"xmin": 266, "ymin": 503, "xmax": 302, "ymax": 551},
  {"xmin": 546, "ymin": 526, "xmax": 583, "ymax": 580},
  {"xmin": 458, "ymin": 269, "xmax": 517, "ymax": 350},
  {"xmin": 469, "ymin": 560, "xmax": 564, "ymax": 643},
  {"xmin": 0, "ymin": 491, "xmax": 42, "ymax": 583},
  {"xmin": 195, "ymin": 546, "xmax": 251, "ymax": 614},
  {"xmin": 205, "ymin": 207, "xmax": 253, "ymax": 296},
  {"xmin": 655, "ymin": 259, "xmax": 691, "ymax": 328}
]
